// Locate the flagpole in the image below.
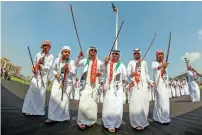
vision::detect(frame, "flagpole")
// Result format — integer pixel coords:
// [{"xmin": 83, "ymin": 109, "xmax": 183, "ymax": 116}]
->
[{"xmin": 115, "ymin": 8, "xmax": 118, "ymax": 50}]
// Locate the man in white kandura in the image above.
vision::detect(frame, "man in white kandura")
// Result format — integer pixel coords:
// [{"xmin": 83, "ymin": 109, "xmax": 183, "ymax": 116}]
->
[
  {"xmin": 102, "ymin": 50, "xmax": 128, "ymax": 133},
  {"xmin": 126, "ymin": 81, "xmax": 131, "ymax": 103},
  {"xmin": 151, "ymin": 84, "xmax": 155, "ymax": 101},
  {"xmin": 180, "ymin": 79, "xmax": 185, "ymax": 96},
  {"xmin": 183, "ymin": 77, "xmax": 189, "ymax": 96},
  {"xmin": 97, "ymin": 79, "xmax": 104, "ymax": 103},
  {"xmin": 148, "ymin": 84, "xmax": 152, "ymax": 101},
  {"xmin": 45, "ymin": 46, "xmax": 76, "ymax": 124},
  {"xmin": 127, "ymin": 48, "xmax": 155, "ymax": 130},
  {"xmin": 175, "ymin": 78, "xmax": 181, "ymax": 97},
  {"xmin": 152, "ymin": 50, "xmax": 171, "ymax": 124},
  {"xmin": 22, "ymin": 40, "xmax": 54, "ymax": 116},
  {"xmin": 168, "ymin": 80, "xmax": 172, "ymax": 98},
  {"xmin": 122, "ymin": 81, "xmax": 128, "ymax": 104},
  {"xmin": 76, "ymin": 46, "xmax": 104, "ymax": 129},
  {"xmin": 170, "ymin": 79, "xmax": 176, "ymax": 98},
  {"xmin": 187, "ymin": 66, "xmax": 200, "ymax": 102},
  {"xmin": 73, "ymin": 78, "xmax": 80, "ymax": 100}
]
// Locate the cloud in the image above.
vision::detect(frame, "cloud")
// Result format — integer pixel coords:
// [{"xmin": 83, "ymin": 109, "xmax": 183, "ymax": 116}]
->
[
  {"xmin": 180, "ymin": 52, "xmax": 201, "ymax": 63},
  {"xmin": 198, "ymin": 29, "xmax": 202, "ymax": 40}
]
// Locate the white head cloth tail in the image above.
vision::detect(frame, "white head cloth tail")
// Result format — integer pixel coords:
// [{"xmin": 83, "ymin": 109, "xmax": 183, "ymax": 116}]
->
[
  {"xmin": 58, "ymin": 45, "xmax": 71, "ymax": 59},
  {"xmin": 49, "ymin": 45, "xmax": 71, "ymax": 81}
]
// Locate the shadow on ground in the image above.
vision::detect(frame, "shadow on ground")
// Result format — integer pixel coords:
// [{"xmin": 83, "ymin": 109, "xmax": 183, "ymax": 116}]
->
[{"xmin": 1, "ymin": 79, "xmax": 202, "ymax": 135}]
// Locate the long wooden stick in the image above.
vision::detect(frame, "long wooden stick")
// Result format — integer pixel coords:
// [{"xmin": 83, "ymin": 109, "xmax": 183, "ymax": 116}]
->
[
  {"xmin": 27, "ymin": 46, "xmax": 45, "ymax": 89},
  {"xmin": 156, "ymin": 32, "xmax": 171, "ymax": 86},
  {"xmin": 27, "ymin": 46, "xmax": 35, "ymax": 68},
  {"xmin": 142, "ymin": 33, "xmax": 157, "ymax": 60},
  {"xmin": 70, "ymin": 5, "xmax": 82, "ymax": 52},
  {"xmin": 165, "ymin": 32, "xmax": 171, "ymax": 63},
  {"xmin": 108, "ymin": 20, "xmax": 124, "ymax": 56},
  {"xmin": 185, "ymin": 58, "xmax": 202, "ymax": 77}
]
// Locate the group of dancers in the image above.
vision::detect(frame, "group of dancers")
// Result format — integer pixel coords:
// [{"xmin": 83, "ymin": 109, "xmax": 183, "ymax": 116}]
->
[
  {"xmin": 76, "ymin": 77, "xmax": 194, "ymax": 103},
  {"xmin": 22, "ymin": 40, "xmax": 201, "ymax": 133}
]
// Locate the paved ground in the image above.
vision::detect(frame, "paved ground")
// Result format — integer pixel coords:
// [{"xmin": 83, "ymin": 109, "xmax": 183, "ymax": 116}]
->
[{"xmin": 1, "ymin": 79, "xmax": 202, "ymax": 135}]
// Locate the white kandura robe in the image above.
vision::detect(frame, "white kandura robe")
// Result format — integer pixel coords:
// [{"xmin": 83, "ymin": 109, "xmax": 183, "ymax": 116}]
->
[
  {"xmin": 175, "ymin": 81, "xmax": 181, "ymax": 97},
  {"xmin": 76, "ymin": 58, "xmax": 104, "ymax": 125},
  {"xmin": 187, "ymin": 71, "xmax": 200, "ymax": 102},
  {"xmin": 151, "ymin": 87, "xmax": 155, "ymax": 101},
  {"xmin": 126, "ymin": 84, "xmax": 131, "ymax": 103},
  {"xmin": 152, "ymin": 61, "xmax": 171, "ymax": 124},
  {"xmin": 69, "ymin": 87, "xmax": 75, "ymax": 99},
  {"xmin": 22, "ymin": 52, "xmax": 54, "ymax": 115},
  {"xmin": 183, "ymin": 80, "xmax": 190, "ymax": 95},
  {"xmin": 98, "ymin": 84, "xmax": 104, "ymax": 103},
  {"xmin": 127, "ymin": 88, "xmax": 131, "ymax": 103},
  {"xmin": 123, "ymin": 82, "xmax": 130, "ymax": 103},
  {"xmin": 47, "ymin": 58, "xmax": 76, "ymax": 121},
  {"xmin": 168, "ymin": 82, "xmax": 172, "ymax": 98},
  {"xmin": 148, "ymin": 86, "xmax": 152, "ymax": 101},
  {"xmin": 180, "ymin": 82, "xmax": 185, "ymax": 96},
  {"xmin": 171, "ymin": 82, "xmax": 176, "ymax": 98},
  {"xmin": 123, "ymin": 85, "xmax": 127, "ymax": 104},
  {"xmin": 70, "ymin": 89, "xmax": 75, "ymax": 99},
  {"xmin": 102, "ymin": 62, "xmax": 127, "ymax": 129},
  {"xmin": 74, "ymin": 80, "xmax": 80, "ymax": 100},
  {"xmin": 127, "ymin": 60, "xmax": 154, "ymax": 129}
]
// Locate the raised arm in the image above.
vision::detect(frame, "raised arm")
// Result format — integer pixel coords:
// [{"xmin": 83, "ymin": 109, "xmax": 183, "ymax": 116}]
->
[{"xmin": 75, "ymin": 51, "xmax": 85, "ymax": 67}]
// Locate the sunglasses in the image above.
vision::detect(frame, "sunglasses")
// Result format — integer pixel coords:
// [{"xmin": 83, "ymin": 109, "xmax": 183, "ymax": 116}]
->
[
  {"xmin": 42, "ymin": 44, "xmax": 49, "ymax": 47},
  {"xmin": 90, "ymin": 49, "xmax": 97, "ymax": 52},
  {"xmin": 112, "ymin": 53, "xmax": 119, "ymax": 55},
  {"xmin": 63, "ymin": 50, "xmax": 70, "ymax": 53},
  {"xmin": 134, "ymin": 52, "xmax": 140, "ymax": 55}
]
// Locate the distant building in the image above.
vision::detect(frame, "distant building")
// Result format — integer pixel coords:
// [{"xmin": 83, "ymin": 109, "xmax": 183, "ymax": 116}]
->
[
  {"xmin": 175, "ymin": 72, "xmax": 202, "ymax": 84},
  {"xmin": 1, "ymin": 57, "xmax": 22, "ymax": 76},
  {"xmin": 174, "ymin": 72, "xmax": 187, "ymax": 80}
]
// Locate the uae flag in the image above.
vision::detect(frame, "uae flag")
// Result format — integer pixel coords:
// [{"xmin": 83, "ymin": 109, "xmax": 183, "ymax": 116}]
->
[{"xmin": 111, "ymin": 2, "xmax": 118, "ymax": 13}]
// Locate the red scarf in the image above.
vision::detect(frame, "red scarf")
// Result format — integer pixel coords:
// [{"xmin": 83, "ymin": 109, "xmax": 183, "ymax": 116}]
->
[
  {"xmin": 62, "ymin": 64, "xmax": 68, "ymax": 83},
  {"xmin": 60, "ymin": 57, "xmax": 65, "ymax": 63},
  {"xmin": 134, "ymin": 59, "xmax": 141, "ymax": 84},
  {"xmin": 35, "ymin": 55, "xmax": 45, "ymax": 72},
  {"xmin": 90, "ymin": 58, "xmax": 97, "ymax": 85},
  {"xmin": 74, "ymin": 80, "xmax": 78, "ymax": 88},
  {"xmin": 160, "ymin": 60, "xmax": 164, "ymax": 79},
  {"xmin": 109, "ymin": 61, "xmax": 114, "ymax": 84}
]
